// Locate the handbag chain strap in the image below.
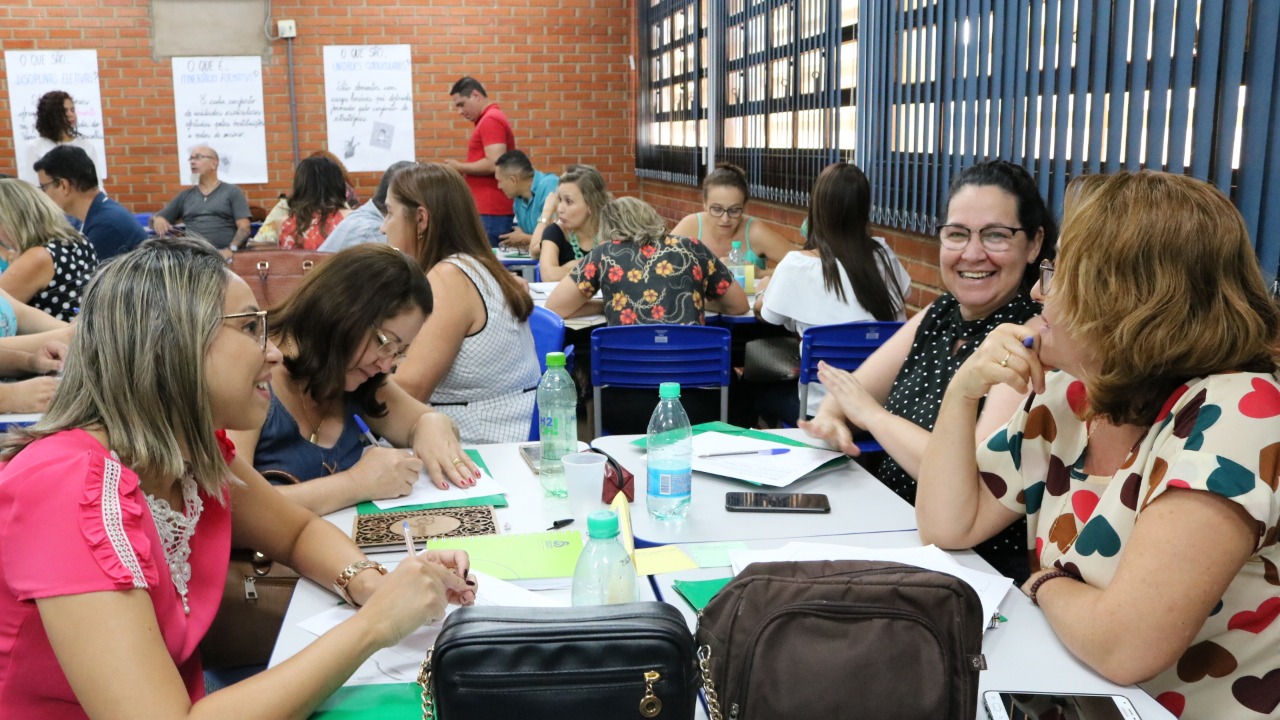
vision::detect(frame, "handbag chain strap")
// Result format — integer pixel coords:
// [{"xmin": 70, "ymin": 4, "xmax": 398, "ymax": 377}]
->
[
  {"xmin": 697, "ymin": 645, "xmax": 723, "ymax": 720},
  {"xmin": 417, "ymin": 647, "xmax": 435, "ymax": 720}
]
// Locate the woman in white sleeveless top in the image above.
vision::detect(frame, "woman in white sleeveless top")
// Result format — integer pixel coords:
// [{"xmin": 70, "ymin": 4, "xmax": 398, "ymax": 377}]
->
[{"xmin": 383, "ymin": 163, "xmax": 541, "ymax": 443}]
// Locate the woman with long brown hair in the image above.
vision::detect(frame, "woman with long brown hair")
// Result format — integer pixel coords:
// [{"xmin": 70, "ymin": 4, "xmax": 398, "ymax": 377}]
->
[{"xmin": 384, "ymin": 163, "xmax": 541, "ymax": 443}]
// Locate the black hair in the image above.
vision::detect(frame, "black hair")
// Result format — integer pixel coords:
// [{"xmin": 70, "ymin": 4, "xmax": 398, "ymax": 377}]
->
[
  {"xmin": 33, "ymin": 144, "xmax": 98, "ymax": 192},
  {"xmin": 947, "ymin": 160, "xmax": 1058, "ymax": 290},
  {"xmin": 496, "ymin": 149, "xmax": 535, "ymax": 178},
  {"xmin": 449, "ymin": 76, "xmax": 487, "ymax": 97}
]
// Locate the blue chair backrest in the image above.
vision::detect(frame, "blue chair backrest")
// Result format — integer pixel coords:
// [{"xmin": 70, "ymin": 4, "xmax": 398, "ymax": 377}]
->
[
  {"xmin": 529, "ymin": 305, "xmax": 566, "ymax": 374},
  {"xmin": 798, "ymin": 320, "xmax": 905, "ymax": 385},
  {"xmin": 591, "ymin": 325, "xmax": 732, "ymax": 389},
  {"xmin": 134, "ymin": 212, "xmax": 153, "ymax": 229}
]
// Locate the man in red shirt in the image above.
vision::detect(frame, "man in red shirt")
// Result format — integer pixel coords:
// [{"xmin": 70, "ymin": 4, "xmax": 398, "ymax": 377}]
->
[{"xmin": 446, "ymin": 77, "xmax": 516, "ymax": 247}]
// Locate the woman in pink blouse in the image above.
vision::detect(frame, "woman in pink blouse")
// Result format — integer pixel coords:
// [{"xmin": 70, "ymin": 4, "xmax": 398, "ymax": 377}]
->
[{"xmin": 0, "ymin": 237, "xmax": 474, "ymax": 718}]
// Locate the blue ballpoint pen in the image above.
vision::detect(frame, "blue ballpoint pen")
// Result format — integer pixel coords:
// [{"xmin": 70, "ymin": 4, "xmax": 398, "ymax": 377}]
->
[
  {"xmin": 698, "ymin": 448, "xmax": 792, "ymax": 458},
  {"xmin": 353, "ymin": 415, "xmax": 393, "ymax": 448}
]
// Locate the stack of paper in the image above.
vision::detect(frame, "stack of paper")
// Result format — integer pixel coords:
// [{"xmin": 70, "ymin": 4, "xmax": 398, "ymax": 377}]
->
[
  {"xmin": 691, "ymin": 432, "xmax": 844, "ymax": 487},
  {"xmin": 727, "ymin": 541, "xmax": 1013, "ymax": 629},
  {"xmin": 371, "ymin": 468, "xmax": 507, "ymax": 510},
  {"xmin": 297, "ymin": 570, "xmax": 566, "ymax": 685}
]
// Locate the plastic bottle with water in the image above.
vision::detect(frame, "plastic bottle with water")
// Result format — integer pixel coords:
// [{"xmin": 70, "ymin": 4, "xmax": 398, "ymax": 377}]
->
[
  {"xmin": 726, "ymin": 241, "xmax": 748, "ymax": 289},
  {"xmin": 537, "ymin": 352, "xmax": 577, "ymax": 497},
  {"xmin": 571, "ymin": 510, "xmax": 638, "ymax": 606},
  {"xmin": 646, "ymin": 382, "xmax": 693, "ymax": 520}
]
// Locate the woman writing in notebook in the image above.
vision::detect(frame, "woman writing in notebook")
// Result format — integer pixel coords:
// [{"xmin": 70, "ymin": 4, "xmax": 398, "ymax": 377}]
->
[
  {"xmin": 0, "ymin": 237, "xmax": 475, "ymax": 718},
  {"xmin": 225, "ymin": 243, "xmax": 480, "ymax": 517},
  {"xmin": 917, "ymin": 171, "xmax": 1280, "ymax": 719}
]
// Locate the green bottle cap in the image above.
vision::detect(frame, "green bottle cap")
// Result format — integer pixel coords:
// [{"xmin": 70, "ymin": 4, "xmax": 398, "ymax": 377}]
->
[
  {"xmin": 659, "ymin": 382, "xmax": 681, "ymax": 399},
  {"xmin": 731, "ymin": 241, "xmax": 742, "ymax": 249},
  {"xmin": 586, "ymin": 510, "xmax": 620, "ymax": 538},
  {"xmin": 546, "ymin": 352, "xmax": 566, "ymax": 368}
]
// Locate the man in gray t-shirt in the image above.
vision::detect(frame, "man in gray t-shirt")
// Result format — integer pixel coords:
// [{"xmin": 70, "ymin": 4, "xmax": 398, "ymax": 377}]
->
[{"xmin": 151, "ymin": 145, "xmax": 251, "ymax": 252}]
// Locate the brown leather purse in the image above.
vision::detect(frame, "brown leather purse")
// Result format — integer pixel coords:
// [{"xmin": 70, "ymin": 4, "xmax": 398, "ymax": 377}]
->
[
  {"xmin": 199, "ymin": 549, "xmax": 300, "ymax": 669},
  {"xmin": 229, "ymin": 249, "xmax": 330, "ymax": 308}
]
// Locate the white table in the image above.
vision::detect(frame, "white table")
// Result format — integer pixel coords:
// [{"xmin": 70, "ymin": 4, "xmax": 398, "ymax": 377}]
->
[
  {"xmin": 591, "ymin": 430, "xmax": 918, "ymax": 545},
  {"xmin": 654, "ymin": 533, "xmax": 1174, "ymax": 720}
]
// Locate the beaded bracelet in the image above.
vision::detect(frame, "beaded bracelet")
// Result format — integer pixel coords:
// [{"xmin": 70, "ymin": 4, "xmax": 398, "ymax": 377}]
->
[{"xmin": 1028, "ymin": 569, "xmax": 1077, "ymax": 606}]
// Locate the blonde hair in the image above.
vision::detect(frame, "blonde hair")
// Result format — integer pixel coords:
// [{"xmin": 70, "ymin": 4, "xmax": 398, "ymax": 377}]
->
[
  {"xmin": 0, "ymin": 178, "xmax": 85, "ymax": 252},
  {"xmin": 598, "ymin": 196, "xmax": 667, "ymax": 245},
  {"xmin": 2, "ymin": 237, "xmax": 233, "ymax": 496},
  {"xmin": 1055, "ymin": 171, "xmax": 1279, "ymax": 425}
]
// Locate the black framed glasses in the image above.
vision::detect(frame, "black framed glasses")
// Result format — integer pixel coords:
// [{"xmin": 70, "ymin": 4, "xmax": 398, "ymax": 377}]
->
[
  {"xmin": 189, "ymin": 153, "xmax": 216, "ymax": 162},
  {"xmin": 707, "ymin": 205, "xmax": 745, "ymax": 219},
  {"xmin": 37, "ymin": 178, "xmax": 61, "ymax": 192},
  {"xmin": 372, "ymin": 326, "xmax": 408, "ymax": 361},
  {"xmin": 1039, "ymin": 259, "xmax": 1055, "ymax": 295},
  {"xmin": 223, "ymin": 310, "xmax": 269, "ymax": 351},
  {"xmin": 937, "ymin": 224, "xmax": 1025, "ymax": 252}
]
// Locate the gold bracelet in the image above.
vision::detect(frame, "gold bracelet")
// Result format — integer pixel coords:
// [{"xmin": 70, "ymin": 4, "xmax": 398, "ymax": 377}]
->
[{"xmin": 333, "ymin": 559, "xmax": 387, "ymax": 606}]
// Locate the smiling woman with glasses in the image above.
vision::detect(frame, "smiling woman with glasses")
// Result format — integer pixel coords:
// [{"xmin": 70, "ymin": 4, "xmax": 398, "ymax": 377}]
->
[
  {"xmin": 224, "ymin": 243, "xmax": 480, "ymax": 517},
  {"xmin": 670, "ymin": 162, "xmax": 801, "ymax": 282}
]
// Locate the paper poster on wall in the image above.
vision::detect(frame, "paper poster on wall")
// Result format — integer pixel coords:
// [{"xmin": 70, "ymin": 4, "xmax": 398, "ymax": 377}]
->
[
  {"xmin": 5, "ymin": 49, "xmax": 107, "ymax": 183},
  {"xmin": 171, "ymin": 56, "xmax": 268, "ymax": 185},
  {"xmin": 323, "ymin": 45, "xmax": 415, "ymax": 172}
]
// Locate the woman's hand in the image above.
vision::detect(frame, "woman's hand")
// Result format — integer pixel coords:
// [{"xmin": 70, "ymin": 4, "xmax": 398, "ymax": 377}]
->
[
  {"xmin": 952, "ymin": 323, "xmax": 1045, "ymax": 400},
  {"xmin": 356, "ymin": 554, "xmax": 472, "ymax": 647},
  {"xmin": 350, "ymin": 446, "xmax": 421, "ymax": 500},
  {"xmin": 29, "ymin": 340, "xmax": 68, "ymax": 375},
  {"xmin": 424, "ymin": 549, "xmax": 478, "ymax": 606},
  {"xmin": 815, "ymin": 361, "xmax": 887, "ymax": 430},
  {"xmin": 413, "ymin": 412, "xmax": 481, "ymax": 489},
  {"xmin": 0, "ymin": 376, "xmax": 58, "ymax": 413},
  {"xmin": 798, "ymin": 412, "xmax": 860, "ymax": 456}
]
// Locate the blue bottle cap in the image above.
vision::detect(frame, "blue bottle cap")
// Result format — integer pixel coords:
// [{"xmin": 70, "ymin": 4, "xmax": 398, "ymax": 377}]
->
[
  {"xmin": 586, "ymin": 510, "xmax": 620, "ymax": 538},
  {"xmin": 659, "ymin": 382, "xmax": 681, "ymax": 399}
]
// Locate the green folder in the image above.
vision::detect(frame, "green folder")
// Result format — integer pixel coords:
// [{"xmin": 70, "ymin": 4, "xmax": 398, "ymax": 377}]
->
[
  {"xmin": 671, "ymin": 576, "xmax": 733, "ymax": 612},
  {"xmin": 312, "ymin": 684, "xmax": 419, "ymax": 718},
  {"xmin": 356, "ymin": 448, "xmax": 508, "ymax": 515},
  {"xmin": 426, "ymin": 530, "xmax": 584, "ymax": 581},
  {"xmin": 630, "ymin": 421, "xmax": 847, "ymax": 474}
]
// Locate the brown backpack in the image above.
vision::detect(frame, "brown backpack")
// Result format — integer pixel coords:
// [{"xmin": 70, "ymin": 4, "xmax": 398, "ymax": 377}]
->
[{"xmin": 695, "ymin": 560, "xmax": 986, "ymax": 720}]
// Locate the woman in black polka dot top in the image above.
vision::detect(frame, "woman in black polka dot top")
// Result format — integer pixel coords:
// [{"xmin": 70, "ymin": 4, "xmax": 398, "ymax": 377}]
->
[
  {"xmin": 800, "ymin": 160, "xmax": 1055, "ymax": 582},
  {"xmin": 0, "ymin": 179, "xmax": 97, "ymax": 323}
]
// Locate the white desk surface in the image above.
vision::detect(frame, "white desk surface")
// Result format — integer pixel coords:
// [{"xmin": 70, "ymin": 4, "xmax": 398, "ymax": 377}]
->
[
  {"xmin": 656, "ymin": 532, "xmax": 1173, "ymax": 720},
  {"xmin": 591, "ymin": 429, "xmax": 918, "ymax": 544}
]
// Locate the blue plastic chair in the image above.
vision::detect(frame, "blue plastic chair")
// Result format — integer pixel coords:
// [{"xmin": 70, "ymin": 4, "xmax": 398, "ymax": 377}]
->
[
  {"xmin": 590, "ymin": 325, "xmax": 732, "ymax": 438},
  {"xmin": 797, "ymin": 320, "xmax": 904, "ymax": 450},
  {"xmin": 527, "ymin": 306, "xmax": 573, "ymax": 441}
]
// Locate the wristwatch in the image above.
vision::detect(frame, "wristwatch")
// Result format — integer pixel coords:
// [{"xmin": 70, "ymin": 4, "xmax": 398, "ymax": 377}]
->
[{"xmin": 333, "ymin": 559, "xmax": 387, "ymax": 606}]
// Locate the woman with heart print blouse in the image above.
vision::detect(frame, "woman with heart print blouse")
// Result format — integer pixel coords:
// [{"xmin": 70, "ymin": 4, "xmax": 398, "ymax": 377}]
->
[{"xmin": 916, "ymin": 170, "xmax": 1280, "ymax": 719}]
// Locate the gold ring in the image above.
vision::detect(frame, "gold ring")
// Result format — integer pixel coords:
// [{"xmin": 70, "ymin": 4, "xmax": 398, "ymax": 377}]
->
[
  {"xmin": 451, "ymin": 457, "xmax": 464, "ymax": 466},
  {"xmin": 999, "ymin": 351, "xmax": 1012, "ymax": 368}
]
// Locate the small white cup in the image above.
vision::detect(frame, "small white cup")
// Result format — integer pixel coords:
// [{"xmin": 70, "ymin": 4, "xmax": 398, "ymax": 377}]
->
[{"xmin": 562, "ymin": 452, "xmax": 608, "ymax": 518}]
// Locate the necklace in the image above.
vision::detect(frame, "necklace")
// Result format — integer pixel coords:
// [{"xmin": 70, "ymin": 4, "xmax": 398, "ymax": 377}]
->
[
  {"xmin": 145, "ymin": 471, "xmax": 203, "ymax": 614},
  {"xmin": 567, "ymin": 231, "xmax": 585, "ymax": 261},
  {"xmin": 287, "ymin": 374, "xmax": 326, "ymax": 444}
]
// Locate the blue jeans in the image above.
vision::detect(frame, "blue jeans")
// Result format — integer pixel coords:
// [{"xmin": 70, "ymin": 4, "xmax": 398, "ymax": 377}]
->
[{"xmin": 480, "ymin": 214, "xmax": 516, "ymax": 248}]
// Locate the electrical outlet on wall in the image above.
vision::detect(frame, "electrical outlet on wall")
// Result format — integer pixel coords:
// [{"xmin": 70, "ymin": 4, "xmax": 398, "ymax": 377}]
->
[{"xmin": 278, "ymin": 19, "xmax": 297, "ymax": 38}]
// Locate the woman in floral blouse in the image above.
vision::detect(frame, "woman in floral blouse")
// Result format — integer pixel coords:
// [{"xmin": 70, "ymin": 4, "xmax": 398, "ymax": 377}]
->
[
  {"xmin": 915, "ymin": 171, "xmax": 1280, "ymax": 719},
  {"xmin": 545, "ymin": 196, "xmax": 748, "ymax": 325}
]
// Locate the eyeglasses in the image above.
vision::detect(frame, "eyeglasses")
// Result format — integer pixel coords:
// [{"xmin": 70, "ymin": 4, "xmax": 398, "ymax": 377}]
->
[
  {"xmin": 937, "ymin": 224, "xmax": 1025, "ymax": 252},
  {"xmin": 189, "ymin": 154, "xmax": 216, "ymax": 162},
  {"xmin": 37, "ymin": 178, "xmax": 61, "ymax": 192},
  {"xmin": 1039, "ymin": 259, "xmax": 1055, "ymax": 295},
  {"xmin": 223, "ymin": 310, "xmax": 269, "ymax": 351},
  {"xmin": 372, "ymin": 326, "xmax": 408, "ymax": 361},
  {"xmin": 707, "ymin": 205, "xmax": 745, "ymax": 219}
]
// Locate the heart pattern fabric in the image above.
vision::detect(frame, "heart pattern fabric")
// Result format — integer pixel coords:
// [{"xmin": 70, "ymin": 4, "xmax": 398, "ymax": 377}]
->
[{"xmin": 973, "ymin": 371, "xmax": 1280, "ymax": 719}]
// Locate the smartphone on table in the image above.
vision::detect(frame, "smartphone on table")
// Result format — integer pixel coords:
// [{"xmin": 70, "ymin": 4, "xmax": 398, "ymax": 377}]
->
[
  {"xmin": 983, "ymin": 691, "xmax": 1141, "ymax": 720},
  {"xmin": 517, "ymin": 442, "xmax": 541, "ymax": 474},
  {"xmin": 724, "ymin": 491, "xmax": 831, "ymax": 513}
]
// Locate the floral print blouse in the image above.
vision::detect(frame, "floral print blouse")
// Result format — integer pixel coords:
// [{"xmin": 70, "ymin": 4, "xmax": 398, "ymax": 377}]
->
[
  {"xmin": 978, "ymin": 370, "xmax": 1280, "ymax": 719},
  {"xmin": 569, "ymin": 235, "xmax": 735, "ymax": 326}
]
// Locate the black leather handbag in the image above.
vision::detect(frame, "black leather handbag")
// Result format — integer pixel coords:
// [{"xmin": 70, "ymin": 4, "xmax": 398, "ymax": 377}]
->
[{"xmin": 418, "ymin": 602, "xmax": 699, "ymax": 720}]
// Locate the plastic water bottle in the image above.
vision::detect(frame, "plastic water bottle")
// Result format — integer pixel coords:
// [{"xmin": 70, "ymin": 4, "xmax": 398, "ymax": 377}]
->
[
  {"xmin": 571, "ymin": 510, "xmax": 637, "ymax": 606},
  {"xmin": 646, "ymin": 382, "xmax": 693, "ymax": 520},
  {"xmin": 726, "ymin": 241, "xmax": 747, "ymax": 289},
  {"xmin": 538, "ymin": 352, "xmax": 577, "ymax": 497}
]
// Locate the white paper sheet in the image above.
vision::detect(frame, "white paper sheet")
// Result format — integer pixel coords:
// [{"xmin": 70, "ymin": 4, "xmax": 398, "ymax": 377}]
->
[
  {"xmin": 691, "ymin": 432, "xmax": 844, "ymax": 487},
  {"xmin": 727, "ymin": 541, "xmax": 1013, "ymax": 629},
  {"xmin": 297, "ymin": 570, "xmax": 566, "ymax": 685},
  {"xmin": 170, "ymin": 56, "xmax": 268, "ymax": 184},
  {"xmin": 370, "ymin": 467, "xmax": 508, "ymax": 510}
]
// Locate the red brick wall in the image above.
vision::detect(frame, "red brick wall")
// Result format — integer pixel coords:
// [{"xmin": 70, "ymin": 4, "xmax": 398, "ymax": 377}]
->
[
  {"xmin": 0, "ymin": 0, "xmax": 637, "ymax": 213},
  {"xmin": 639, "ymin": 178, "xmax": 943, "ymax": 312}
]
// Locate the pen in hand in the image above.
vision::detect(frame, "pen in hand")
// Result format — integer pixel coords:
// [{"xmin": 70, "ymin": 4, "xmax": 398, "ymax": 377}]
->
[
  {"xmin": 402, "ymin": 520, "xmax": 420, "ymax": 556},
  {"xmin": 698, "ymin": 448, "xmax": 792, "ymax": 458},
  {"xmin": 354, "ymin": 415, "xmax": 393, "ymax": 448}
]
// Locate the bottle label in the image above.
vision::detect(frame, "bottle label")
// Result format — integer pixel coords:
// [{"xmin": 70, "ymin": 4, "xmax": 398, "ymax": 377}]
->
[{"xmin": 647, "ymin": 467, "xmax": 691, "ymax": 497}]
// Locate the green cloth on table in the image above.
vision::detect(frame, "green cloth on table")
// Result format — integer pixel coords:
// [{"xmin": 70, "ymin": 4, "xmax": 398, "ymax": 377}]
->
[
  {"xmin": 671, "ymin": 577, "xmax": 733, "ymax": 612},
  {"xmin": 356, "ymin": 449, "xmax": 508, "ymax": 515}
]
